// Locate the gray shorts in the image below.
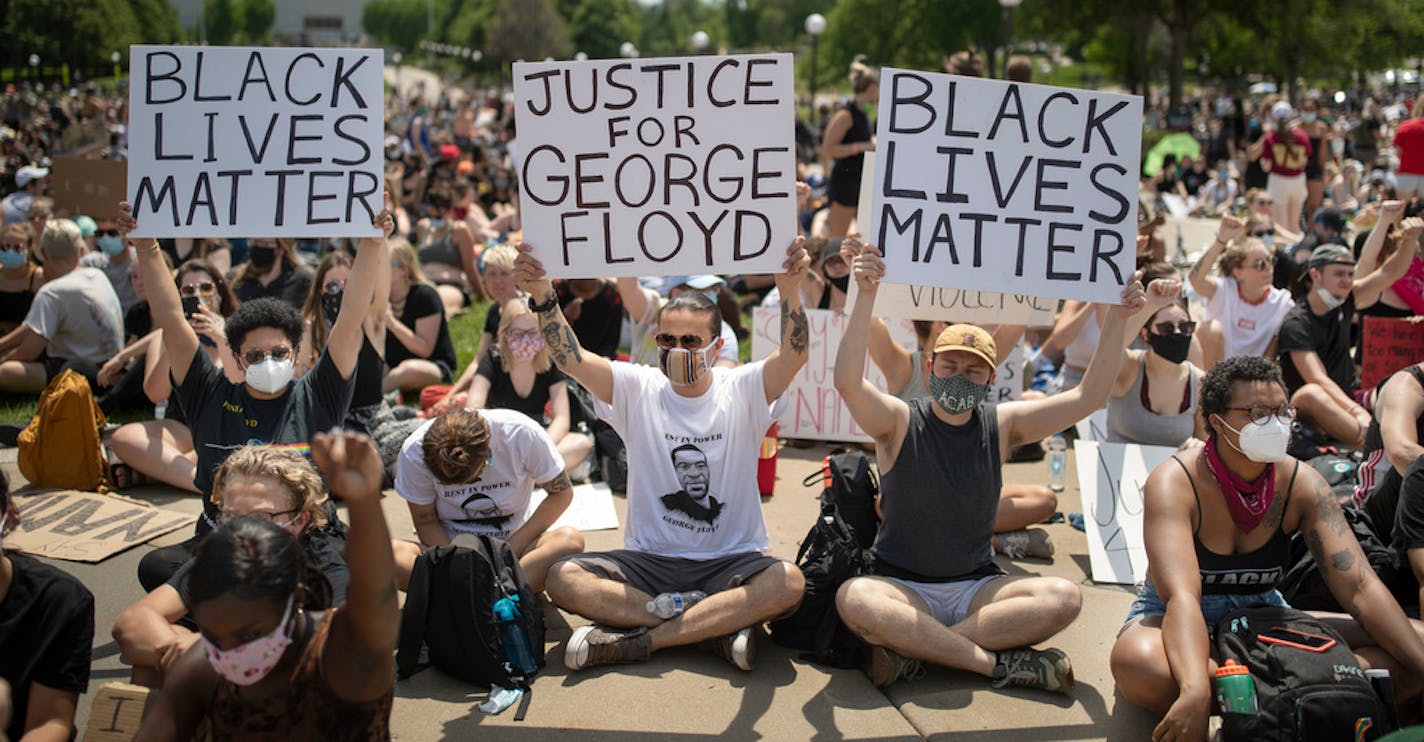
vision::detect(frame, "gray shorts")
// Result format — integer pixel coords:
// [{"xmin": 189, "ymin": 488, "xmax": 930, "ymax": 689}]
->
[
  {"xmin": 558, "ymin": 549, "xmax": 785, "ymax": 597},
  {"xmin": 886, "ymin": 574, "xmax": 1000, "ymax": 625}
]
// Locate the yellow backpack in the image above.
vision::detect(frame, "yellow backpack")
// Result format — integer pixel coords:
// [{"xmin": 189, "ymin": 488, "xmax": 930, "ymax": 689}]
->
[{"xmin": 18, "ymin": 369, "xmax": 109, "ymax": 492}]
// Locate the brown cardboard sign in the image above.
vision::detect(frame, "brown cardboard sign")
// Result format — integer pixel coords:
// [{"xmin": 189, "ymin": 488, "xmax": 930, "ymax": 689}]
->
[
  {"xmin": 49, "ymin": 156, "xmax": 126, "ymax": 221},
  {"xmin": 7, "ymin": 489, "xmax": 195, "ymax": 563},
  {"xmin": 83, "ymin": 683, "xmax": 153, "ymax": 742}
]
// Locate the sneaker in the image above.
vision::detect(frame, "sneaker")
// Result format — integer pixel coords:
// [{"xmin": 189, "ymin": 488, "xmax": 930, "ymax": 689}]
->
[
  {"xmin": 991, "ymin": 647, "xmax": 1074, "ymax": 694},
  {"xmin": 997, "ymin": 528, "xmax": 1055, "ymax": 559},
  {"xmin": 867, "ymin": 646, "xmax": 924, "ymax": 688},
  {"xmin": 702, "ymin": 626, "xmax": 757, "ymax": 671},
  {"xmin": 564, "ymin": 624, "xmax": 652, "ymax": 670}
]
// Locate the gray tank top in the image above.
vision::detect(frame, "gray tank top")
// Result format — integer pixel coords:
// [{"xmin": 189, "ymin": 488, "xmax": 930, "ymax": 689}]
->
[
  {"xmin": 1106, "ymin": 361, "xmax": 1200, "ymax": 447},
  {"xmin": 893, "ymin": 350, "xmax": 928, "ymax": 404},
  {"xmin": 874, "ymin": 398, "xmax": 1005, "ymax": 582}
]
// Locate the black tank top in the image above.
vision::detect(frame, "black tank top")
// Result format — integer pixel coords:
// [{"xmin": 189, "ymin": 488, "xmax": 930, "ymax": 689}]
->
[
  {"xmin": 0, "ymin": 263, "xmax": 40, "ymax": 333},
  {"xmin": 1172, "ymin": 456, "xmax": 1298, "ymax": 595}
]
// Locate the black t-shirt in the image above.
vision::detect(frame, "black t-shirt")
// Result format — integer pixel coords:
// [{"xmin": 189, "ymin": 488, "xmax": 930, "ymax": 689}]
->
[
  {"xmin": 352, "ymin": 334, "xmax": 385, "ymax": 410},
  {"xmin": 177, "ymin": 347, "xmax": 355, "ymax": 523},
  {"xmin": 233, "ymin": 266, "xmax": 314, "ymax": 310},
  {"xmin": 1394, "ymin": 456, "xmax": 1424, "ymax": 563},
  {"xmin": 125, "ymin": 302, "xmax": 153, "ymax": 341},
  {"xmin": 556, "ymin": 281, "xmax": 623, "ymax": 358},
  {"xmin": 1277, "ymin": 296, "xmax": 1357, "ymax": 394},
  {"xmin": 483, "ymin": 301, "xmax": 503, "ymax": 337},
  {"xmin": 385, "ymin": 282, "xmax": 458, "ymax": 373},
  {"xmin": 476, "ymin": 349, "xmax": 564, "ymax": 422},
  {"xmin": 168, "ymin": 529, "xmax": 350, "ymax": 607},
  {"xmin": 0, "ymin": 553, "xmax": 94, "ymax": 742}
]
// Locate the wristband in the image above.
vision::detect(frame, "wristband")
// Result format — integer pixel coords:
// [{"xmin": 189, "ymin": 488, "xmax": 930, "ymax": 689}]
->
[{"xmin": 527, "ymin": 292, "xmax": 559, "ymax": 314}]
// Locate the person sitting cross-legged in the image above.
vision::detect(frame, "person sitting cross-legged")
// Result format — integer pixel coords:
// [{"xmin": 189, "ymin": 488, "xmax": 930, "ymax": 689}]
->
[
  {"xmin": 832, "ymin": 237, "xmax": 1146, "ymax": 693},
  {"xmin": 516, "ymin": 238, "xmax": 812, "ymax": 673}
]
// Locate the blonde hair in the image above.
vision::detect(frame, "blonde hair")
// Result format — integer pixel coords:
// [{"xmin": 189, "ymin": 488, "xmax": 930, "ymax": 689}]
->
[
  {"xmin": 210, "ymin": 446, "xmax": 329, "ymax": 528},
  {"xmin": 40, "ymin": 219, "xmax": 83, "ymax": 262},
  {"xmin": 1413, "ymin": 96, "xmax": 1424, "ymax": 120},
  {"xmin": 848, "ymin": 55, "xmax": 879, "ymax": 93},
  {"xmin": 497, "ymin": 297, "xmax": 551, "ymax": 373},
  {"xmin": 389, "ymin": 238, "xmax": 431, "ymax": 285},
  {"xmin": 481, "ymin": 243, "xmax": 518, "ymax": 272}
]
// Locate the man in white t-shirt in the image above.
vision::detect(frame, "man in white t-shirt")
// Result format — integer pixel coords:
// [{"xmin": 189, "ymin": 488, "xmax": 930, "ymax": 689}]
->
[
  {"xmin": 515, "ymin": 238, "xmax": 811, "ymax": 673},
  {"xmin": 391, "ymin": 407, "xmax": 585, "ymax": 592},
  {"xmin": 0, "ymin": 219, "xmax": 122, "ymax": 393}
]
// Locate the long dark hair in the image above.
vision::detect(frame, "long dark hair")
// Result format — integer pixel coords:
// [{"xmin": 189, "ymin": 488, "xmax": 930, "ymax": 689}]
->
[
  {"xmin": 187, "ymin": 517, "xmax": 332, "ymax": 611},
  {"xmin": 176, "ymin": 259, "xmax": 238, "ymax": 316}
]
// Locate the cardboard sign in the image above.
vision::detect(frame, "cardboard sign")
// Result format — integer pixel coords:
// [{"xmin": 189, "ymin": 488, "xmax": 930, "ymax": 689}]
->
[
  {"xmin": 847, "ymin": 279, "xmax": 1057, "ymax": 325},
  {"xmin": 750, "ymin": 306, "xmax": 914, "ymax": 442},
  {"xmin": 513, "ymin": 54, "xmax": 796, "ymax": 278},
  {"xmin": 1074, "ymin": 440, "xmax": 1175, "ymax": 585},
  {"xmin": 871, "ymin": 70, "xmax": 1142, "ymax": 303},
  {"xmin": 529, "ymin": 481, "xmax": 620, "ymax": 531},
  {"xmin": 50, "ymin": 156, "xmax": 127, "ymax": 220},
  {"xmin": 8, "ymin": 489, "xmax": 195, "ymax": 563},
  {"xmin": 84, "ymin": 683, "xmax": 153, "ymax": 742},
  {"xmin": 126, "ymin": 45, "xmax": 385, "ymax": 238},
  {"xmin": 1363, "ymin": 316, "xmax": 1424, "ymax": 391}
]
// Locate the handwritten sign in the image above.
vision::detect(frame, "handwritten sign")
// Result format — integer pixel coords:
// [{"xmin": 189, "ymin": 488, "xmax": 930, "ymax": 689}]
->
[
  {"xmin": 8, "ymin": 489, "xmax": 195, "ymax": 563},
  {"xmin": 127, "ymin": 45, "xmax": 384, "ymax": 238},
  {"xmin": 992, "ymin": 343, "xmax": 1024, "ymax": 403},
  {"xmin": 514, "ymin": 54, "xmax": 796, "ymax": 278},
  {"xmin": 751, "ymin": 306, "xmax": 914, "ymax": 441},
  {"xmin": 871, "ymin": 70, "xmax": 1142, "ymax": 303},
  {"xmin": 84, "ymin": 683, "xmax": 153, "ymax": 742},
  {"xmin": 1363, "ymin": 316, "xmax": 1424, "ymax": 391},
  {"xmin": 1074, "ymin": 440, "xmax": 1174, "ymax": 585},
  {"xmin": 51, "ymin": 156, "xmax": 127, "ymax": 220},
  {"xmin": 847, "ymin": 279, "xmax": 1057, "ymax": 325}
]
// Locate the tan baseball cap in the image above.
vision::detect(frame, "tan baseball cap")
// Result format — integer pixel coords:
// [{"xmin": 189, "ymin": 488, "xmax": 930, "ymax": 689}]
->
[{"xmin": 932, "ymin": 324, "xmax": 996, "ymax": 368}]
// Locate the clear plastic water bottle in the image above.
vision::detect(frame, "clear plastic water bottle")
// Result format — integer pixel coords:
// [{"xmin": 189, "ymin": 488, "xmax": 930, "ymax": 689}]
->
[
  {"xmin": 1047, "ymin": 434, "xmax": 1067, "ymax": 493},
  {"xmin": 646, "ymin": 591, "xmax": 707, "ymax": 619},
  {"xmin": 492, "ymin": 595, "xmax": 538, "ymax": 676}
]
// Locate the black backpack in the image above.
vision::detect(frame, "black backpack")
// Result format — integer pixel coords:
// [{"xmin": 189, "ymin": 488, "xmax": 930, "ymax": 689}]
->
[
  {"xmin": 1278, "ymin": 505, "xmax": 1404, "ymax": 613},
  {"xmin": 396, "ymin": 536, "xmax": 545, "ymax": 705},
  {"xmin": 768, "ymin": 451, "xmax": 879, "ymax": 668},
  {"xmin": 1213, "ymin": 605, "xmax": 1382, "ymax": 741}
]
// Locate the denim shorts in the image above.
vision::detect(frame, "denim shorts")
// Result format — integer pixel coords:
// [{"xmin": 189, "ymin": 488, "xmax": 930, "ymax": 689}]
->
[{"xmin": 1122, "ymin": 581, "xmax": 1289, "ymax": 629}]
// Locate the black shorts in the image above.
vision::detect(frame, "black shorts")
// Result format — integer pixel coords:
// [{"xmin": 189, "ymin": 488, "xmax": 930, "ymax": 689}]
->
[
  {"xmin": 557, "ymin": 549, "xmax": 785, "ymax": 597},
  {"xmin": 433, "ymin": 278, "xmax": 471, "ymax": 308}
]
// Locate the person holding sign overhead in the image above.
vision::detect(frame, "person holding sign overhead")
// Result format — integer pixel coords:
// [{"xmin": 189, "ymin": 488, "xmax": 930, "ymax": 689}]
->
[
  {"xmin": 516, "ymin": 237, "xmax": 811, "ymax": 673},
  {"xmin": 832, "ymin": 238, "xmax": 1145, "ymax": 693},
  {"xmin": 820, "ymin": 57, "xmax": 877, "ymax": 239}
]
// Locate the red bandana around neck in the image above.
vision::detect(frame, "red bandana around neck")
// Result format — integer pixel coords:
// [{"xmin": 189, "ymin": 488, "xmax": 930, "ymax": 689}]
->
[{"xmin": 1204, "ymin": 436, "xmax": 1276, "ymax": 533}]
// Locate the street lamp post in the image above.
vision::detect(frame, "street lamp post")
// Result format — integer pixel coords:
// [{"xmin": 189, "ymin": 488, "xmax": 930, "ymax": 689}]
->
[
  {"xmin": 111, "ymin": 51, "xmax": 121, "ymax": 81},
  {"xmin": 999, "ymin": 0, "xmax": 1022, "ymax": 79},
  {"xmin": 28, "ymin": 54, "xmax": 39, "ymax": 82},
  {"xmin": 619, "ymin": 42, "xmax": 638, "ymax": 60},
  {"xmin": 393, "ymin": 51, "xmax": 403, "ymax": 100},
  {"xmin": 804, "ymin": 13, "xmax": 825, "ymax": 123},
  {"xmin": 691, "ymin": 31, "xmax": 709, "ymax": 54}
]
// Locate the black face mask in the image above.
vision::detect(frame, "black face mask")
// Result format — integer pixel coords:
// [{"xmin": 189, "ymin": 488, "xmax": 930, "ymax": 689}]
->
[
  {"xmin": 249, "ymin": 245, "xmax": 277, "ymax": 270},
  {"xmin": 827, "ymin": 273, "xmax": 851, "ymax": 294},
  {"xmin": 1146, "ymin": 332, "xmax": 1192, "ymax": 364},
  {"xmin": 322, "ymin": 290, "xmax": 342, "ymax": 325}
]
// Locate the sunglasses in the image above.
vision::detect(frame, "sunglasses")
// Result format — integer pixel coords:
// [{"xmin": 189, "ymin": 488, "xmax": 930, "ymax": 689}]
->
[
  {"xmin": 179, "ymin": 282, "xmax": 216, "ymax": 296},
  {"xmin": 98, "ymin": 228, "xmax": 120, "ymax": 237},
  {"xmin": 217, "ymin": 507, "xmax": 300, "ymax": 526},
  {"xmin": 1254, "ymin": 199, "xmax": 1273, "ymax": 206},
  {"xmin": 1250, "ymin": 257, "xmax": 1275, "ymax": 271},
  {"xmin": 241, "ymin": 346, "xmax": 293, "ymax": 365},
  {"xmin": 1152, "ymin": 320, "xmax": 1197, "ymax": 336},
  {"xmin": 1251, "ymin": 230, "xmax": 1273, "ymax": 237},
  {"xmin": 1226, "ymin": 403, "xmax": 1297, "ymax": 426},
  {"xmin": 655, "ymin": 333, "xmax": 708, "ymax": 350},
  {"xmin": 27, "ymin": 212, "xmax": 49, "ymax": 221},
  {"xmin": 323, "ymin": 280, "xmax": 343, "ymax": 295},
  {"xmin": 0, "ymin": 243, "xmax": 24, "ymax": 251}
]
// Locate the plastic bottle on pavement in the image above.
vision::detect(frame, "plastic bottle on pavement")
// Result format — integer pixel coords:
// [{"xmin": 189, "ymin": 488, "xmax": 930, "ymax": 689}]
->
[
  {"xmin": 646, "ymin": 591, "xmax": 708, "ymax": 619},
  {"xmin": 1047, "ymin": 434, "xmax": 1067, "ymax": 493}
]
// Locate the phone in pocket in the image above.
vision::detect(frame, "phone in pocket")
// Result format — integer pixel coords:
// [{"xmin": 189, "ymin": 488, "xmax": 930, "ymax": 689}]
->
[{"xmin": 1258, "ymin": 626, "xmax": 1337, "ymax": 652}]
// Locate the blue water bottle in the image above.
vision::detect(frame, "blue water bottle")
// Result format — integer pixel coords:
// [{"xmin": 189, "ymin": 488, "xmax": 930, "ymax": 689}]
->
[{"xmin": 492, "ymin": 595, "xmax": 538, "ymax": 677}]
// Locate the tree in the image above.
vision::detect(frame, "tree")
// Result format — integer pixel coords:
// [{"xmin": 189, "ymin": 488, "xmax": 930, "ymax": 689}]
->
[
  {"xmin": 204, "ymin": 0, "xmax": 238, "ymax": 45},
  {"xmin": 241, "ymin": 0, "xmax": 275, "ymax": 43},
  {"xmin": 566, "ymin": 0, "xmax": 640, "ymax": 59},
  {"xmin": 484, "ymin": 0, "xmax": 573, "ymax": 62},
  {"xmin": 362, "ymin": 0, "xmax": 429, "ymax": 51},
  {"xmin": 3, "ymin": 0, "xmax": 142, "ymax": 79},
  {"xmin": 128, "ymin": 0, "xmax": 185, "ymax": 44}
]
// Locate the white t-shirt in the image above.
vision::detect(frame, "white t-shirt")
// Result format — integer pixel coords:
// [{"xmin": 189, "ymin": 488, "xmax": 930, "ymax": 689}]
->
[
  {"xmin": 395, "ymin": 408, "xmax": 565, "ymax": 540},
  {"xmin": 628, "ymin": 286, "xmax": 738, "ymax": 367},
  {"xmin": 595, "ymin": 361, "xmax": 784, "ymax": 559},
  {"xmin": 23, "ymin": 266, "xmax": 123, "ymax": 364},
  {"xmin": 1203, "ymin": 276, "xmax": 1294, "ymax": 358}
]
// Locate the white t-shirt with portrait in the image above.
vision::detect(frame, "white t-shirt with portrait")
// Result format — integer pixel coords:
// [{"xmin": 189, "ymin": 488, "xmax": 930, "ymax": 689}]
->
[
  {"xmin": 395, "ymin": 408, "xmax": 565, "ymax": 540},
  {"xmin": 595, "ymin": 360, "xmax": 784, "ymax": 559},
  {"xmin": 1203, "ymin": 276, "xmax": 1294, "ymax": 358}
]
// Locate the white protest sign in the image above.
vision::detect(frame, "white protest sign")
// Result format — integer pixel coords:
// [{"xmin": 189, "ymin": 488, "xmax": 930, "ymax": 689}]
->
[
  {"xmin": 529, "ymin": 481, "xmax": 620, "ymax": 532},
  {"xmin": 751, "ymin": 306, "xmax": 914, "ymax": 441},
  {"xmin": 1074, "ymin": 407, "xmax": 1110, "ymax": 442},
  {"xmin": 871, "ymin": 70, "xmax": 1142, "ymax": 304},
  {"xmin": 1074, "ymin": 440, "xmax": 1175, "ymax": 584},
  {"xmin": 127, "ymin": 45, "xmax": 384, "ymax": 238},
  {"xmin": 847, "ymin": 279, "xmax": 1057, "ymax": 325},
  {"xmin": 992, "ymin": 343, "xmax": 1024, "ymax": 403},
  {"xmin": 513, "ymin": 54, "xmax": 796, "ymax": 278}
]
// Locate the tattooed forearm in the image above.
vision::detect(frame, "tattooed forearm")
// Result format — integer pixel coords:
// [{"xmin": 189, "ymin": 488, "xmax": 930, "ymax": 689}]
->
[
  {"xmin": 563, "ymin": 326, "xmax": 584, "ymax": 365},
  {"xmin": 782, "ymin": 304, "xmax": 809, "ymax": 356},
  {"xmin": 540, "ymin": 471, "xmax": 574, "ymax": 493},
  {"xmin": 534, "ymin": 299, "xmax": 584, "ymax": 369},
  {"xmin": 1330, "ymin": 549, "xmax": 1356, "ymax": 571},
  {"xmin": 541, "ymin": 322, "xmax": 568, "ymax": 367},
  {"xmin": 1313, "ymin": 480, "xmax": 1352, "ymax": 536}
]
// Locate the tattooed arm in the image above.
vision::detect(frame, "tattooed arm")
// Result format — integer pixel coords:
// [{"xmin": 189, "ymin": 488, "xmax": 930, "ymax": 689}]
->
[
  {"xmin": 760, "ymin": 237, "xmax": 813, "ymax": 405},
  {"xmin": 1300, "ymin": 464, "xmax": 1424, "ymax": 678},
  {"xmin": 511, "ymin": 244, "xmax": 615, "ymax": 405}
]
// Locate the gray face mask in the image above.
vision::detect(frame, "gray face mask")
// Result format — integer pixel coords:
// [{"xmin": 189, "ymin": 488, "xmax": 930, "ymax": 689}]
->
[{"xmin": 929, "ymin": 373, "xmax": 991, "ymax": 415}]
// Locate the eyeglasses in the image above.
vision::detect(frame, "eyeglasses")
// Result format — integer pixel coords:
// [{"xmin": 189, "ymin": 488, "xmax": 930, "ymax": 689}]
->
[
  {"xmin": 217, "ymin": 507, "xmax": 300, "ymax": 526},
  {"xmin": 1254, "ymin": 199, "xmax": 1274, "ymax": 206},
  {"xmin": 506, "ymin": 330, "xmax": 540, "ymax": 342},
  {"xmin": 1251, "ymin": 230, "xmax": 1273, "ymax": 237},
  {"xmin": 0, "ymin": 243, "xmax": 23, "ymax": 251},
  {"xmin": 98, "ymin": 228, "xmax": 120, "ymax": 237},
  {"xmin": 323, "ymin": 280, "xmax": 343, "ymax": 295},
  {"xmin": 179, "ymin": 282, "xmax": 216, "ymax": 296},
  {"xmin": 241, "ymin": 346, "xmax": 293, "ymax": 365},
  {"xmin": 1226, "ymin": 403, "xmax": 1297, "ymax": 425},
  {"xmin": 1152, "ymin": 320, "xmax": 1197, "ymax": 336},
  {"xmin": 655, "ymin": 333, "xmax": 708, "ymax": 350},
  {"xmin": 27, "ymin": 212, "xmax": 49, "ymax": 221}
]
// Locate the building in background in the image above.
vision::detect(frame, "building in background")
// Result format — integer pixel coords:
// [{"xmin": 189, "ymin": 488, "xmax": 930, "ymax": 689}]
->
[{"xmin": 168, "ymin": 0, "xmax": 369, "ymax": 45}]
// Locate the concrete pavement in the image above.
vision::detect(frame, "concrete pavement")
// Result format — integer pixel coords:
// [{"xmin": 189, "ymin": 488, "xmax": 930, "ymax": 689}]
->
[{"xmin": 2, "ymin": 439, "xmax": 1158, "ymax": 740}]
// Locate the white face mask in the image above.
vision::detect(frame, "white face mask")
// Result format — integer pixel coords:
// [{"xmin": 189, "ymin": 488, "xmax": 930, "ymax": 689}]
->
[
  {"xmin": 659, "ymin": 344, "xmax": 715, "ymax": 387},
  {"xmin": 1216, "ymin": 415, "xmax": 1292, "ymax": 463},
  {"xmin": 245, "ymin": 357, "xmax": 295, "ymax": 394},
  {"xmin": 1315, "ymin": 287, "xmax": 1344, "ymax": 311}
]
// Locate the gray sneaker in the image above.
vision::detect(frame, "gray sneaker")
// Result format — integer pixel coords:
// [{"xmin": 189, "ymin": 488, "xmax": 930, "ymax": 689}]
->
[
  {"xmin": 991, "ymin": 647, "xmax": 1074, "ymax": 694},
  {"xmin": 867, "ymin": 646, "xmax": 925, "ymax": 688},
  {"xmin": 565, "ymin": 625, "xmax": 652, "ymax": 670},
  {"xmin": 702, "ymin": 626, "xmax": 757, "ymax": 671}
]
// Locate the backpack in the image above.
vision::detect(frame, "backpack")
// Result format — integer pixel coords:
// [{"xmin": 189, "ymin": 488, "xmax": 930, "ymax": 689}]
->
[
  {"xmin": 396, "ymin": 536, "xmax": 544, "ymax": 714},
  {"xmin": 768, "ymin": 451, "xmax": 879, "ymax": 668},
  {"xmin": 1278, "ymin": 505, "xmax": 1405, "ymax": 613},
  {"xmin": 1308, "ymin": 455, "xmax": 1359, "ymax": 504},
  {"xmin": 19, "ymin": 370, "xmax": 108, "ymax": 492},
  {"xmin": 1213, "ymin": 605, "xmax": 1382, "ymax": 741}
]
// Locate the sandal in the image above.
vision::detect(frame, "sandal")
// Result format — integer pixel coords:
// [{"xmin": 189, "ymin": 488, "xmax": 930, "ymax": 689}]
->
[{"xmin": 109, "ymin": 462, "xmax": 150, "ymax": 490}]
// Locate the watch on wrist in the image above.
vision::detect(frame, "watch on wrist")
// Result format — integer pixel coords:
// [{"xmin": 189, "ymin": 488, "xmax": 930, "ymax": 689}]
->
[{"xmin": 528, "ymin": 292, "xmax": 559, "ymax": 313}]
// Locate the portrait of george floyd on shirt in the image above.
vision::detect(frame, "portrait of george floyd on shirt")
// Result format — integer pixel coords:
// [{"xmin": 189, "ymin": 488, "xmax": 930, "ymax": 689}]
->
[{"xmin": 5, "ymin": 1, "xmax": 1424, "ymax": 740}]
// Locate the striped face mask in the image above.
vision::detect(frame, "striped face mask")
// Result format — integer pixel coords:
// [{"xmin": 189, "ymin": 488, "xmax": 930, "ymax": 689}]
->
[{"xmin": 659, "ymin": 345, "xmax": 714, "ymax": 387}]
